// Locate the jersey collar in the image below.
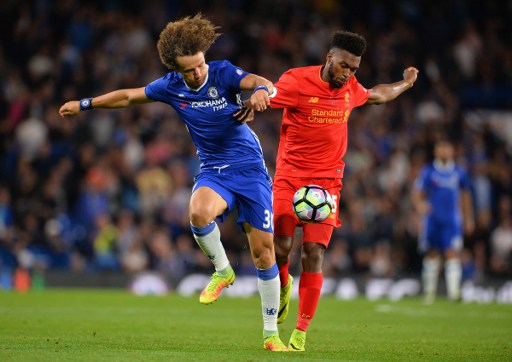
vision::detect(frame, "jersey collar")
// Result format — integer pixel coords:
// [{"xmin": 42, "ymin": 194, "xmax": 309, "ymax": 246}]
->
[{"xmin": 433, "ymin": 159, "xmax": 455, "ymax": 172}]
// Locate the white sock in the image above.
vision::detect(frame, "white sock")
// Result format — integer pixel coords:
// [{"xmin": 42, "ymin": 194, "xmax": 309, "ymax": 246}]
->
[
  {"xmin": 190, "ymin": 222, "xmax": 230, "ymax": 272},
  {"xmin": 422, "ymin": 256, "xmax": 440, "ymax": 301},
  {"xmin": 445, "ymin": 258, "xmax": 462, "ymax": 300},
  {"xmin": 256, "ymin": 264, "xmax": 280, "ymax": 335}
]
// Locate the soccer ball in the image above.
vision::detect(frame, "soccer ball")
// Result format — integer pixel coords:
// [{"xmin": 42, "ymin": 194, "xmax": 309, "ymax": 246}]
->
[{"xmin": 292, "ymin": 185, "xmax": 334, "ymax": 223}]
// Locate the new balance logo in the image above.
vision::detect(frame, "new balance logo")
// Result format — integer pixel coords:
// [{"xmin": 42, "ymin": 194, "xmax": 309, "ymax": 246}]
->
[{"xmin": 308, "ymin": 97, "xmax": 319, "ymax": 103}]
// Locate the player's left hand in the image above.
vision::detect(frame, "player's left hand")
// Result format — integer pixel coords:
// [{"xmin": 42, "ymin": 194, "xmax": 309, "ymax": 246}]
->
[
  {"xmin": 403, "ymin": 67, "xmax": 419, "ymax": 86},
  {"xmin": 233, "ymin": 104, "xmax": 254, "ymax": 123}
]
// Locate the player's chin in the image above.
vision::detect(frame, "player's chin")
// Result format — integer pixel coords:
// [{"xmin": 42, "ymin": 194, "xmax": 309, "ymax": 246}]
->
[{"xmin": 331, "ymin": 79, "xmax": 346, "ymax": 88}]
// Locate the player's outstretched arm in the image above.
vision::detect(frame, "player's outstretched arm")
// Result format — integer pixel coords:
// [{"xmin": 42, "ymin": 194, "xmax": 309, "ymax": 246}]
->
[
  {"xmin": 366, "ymin": 66, "xmax": 419, "ymax": 105},
  {"xmin": 59, "ymin": 87, "xmax": 153, "ymax": 117},
  {"xmin": 411, "ymin": 188, "xmax": 431, "ymax": 216}
]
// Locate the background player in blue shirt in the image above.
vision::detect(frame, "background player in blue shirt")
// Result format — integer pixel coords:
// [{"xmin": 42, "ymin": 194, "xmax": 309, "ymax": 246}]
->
[
  {"xmin": 412, "ymin": 139, "xmax": 475, "ymax": 303},
  {"xmin": 59, "ymin": 14, "xmax": 287, "ymax": 352}
]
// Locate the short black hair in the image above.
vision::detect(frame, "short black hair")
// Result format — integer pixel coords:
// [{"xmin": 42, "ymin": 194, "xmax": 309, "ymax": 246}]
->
[{"xmin": 330, "ymin": 31, "xmax": 367, "ymax": 56}]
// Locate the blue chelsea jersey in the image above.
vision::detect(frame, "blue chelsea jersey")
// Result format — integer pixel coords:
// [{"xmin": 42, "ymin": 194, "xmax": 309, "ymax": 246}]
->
[
  {"xmin": 414, "ymin": 162, "xmax": 471, "ymax": 224},
  {"xmin": 145, "ymin": 60, "xmax": 265, "ymax": 170}
]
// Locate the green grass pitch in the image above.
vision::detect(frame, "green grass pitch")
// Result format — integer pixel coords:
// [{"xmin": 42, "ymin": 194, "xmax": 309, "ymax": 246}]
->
[{"xmin": 1, "ymin": 289, "xmax": 511, "ymax": 361}]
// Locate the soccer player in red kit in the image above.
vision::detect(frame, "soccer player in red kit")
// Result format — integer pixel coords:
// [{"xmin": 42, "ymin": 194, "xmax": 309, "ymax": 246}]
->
[{"xmin": 246, "ymin": 31, "xmax": 419, "ymax": 351}]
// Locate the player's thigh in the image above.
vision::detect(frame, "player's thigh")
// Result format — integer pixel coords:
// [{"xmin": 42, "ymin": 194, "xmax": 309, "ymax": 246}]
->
[
  {"xmin": 190, "ymin": 176, "xmax": 232, "ymax": 223},
  {"xmin": 235, "ymin": 167, "xmax": 274, "ymax": 233},
  {"xmin": 303, "ymin": 222, "xmax": 334, "ymax": 247},
  {"xmin": 273, "ymin": 177, "xmax": 299, "ymax": 237},
  {"xmin": 309, "ymin": 178, "xmax": 342, "ymax": 227},
  {"xmin": 443, "ymin": 223, "xmax": 463, "ymax": 255},
  {"xmin": 423, "ymin": 219, "xmax": 444, "ymax": 252},
  {"xmin": 273, "ymin": 177, "xmax": 342, "ymax": 231}
]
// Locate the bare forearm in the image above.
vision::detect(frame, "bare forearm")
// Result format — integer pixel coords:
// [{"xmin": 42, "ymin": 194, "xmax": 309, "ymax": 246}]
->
[
  {"xmin": 366, "ymin": 66, "xmax": 418, "ymax": 105},
  {"xmin": 368, "ymin": 80, "xmax": 414, "ymax": 104},
  {"xmin": 59, "ymin": 87, "xmax": 150, "ymax": 117},
  {"xmin": 92, "ymin": 89, "xmax": 149, "ymax": 108},
  {"xmin": 240, "ymin": 74, "xmax": 274, "ymax": 94}
]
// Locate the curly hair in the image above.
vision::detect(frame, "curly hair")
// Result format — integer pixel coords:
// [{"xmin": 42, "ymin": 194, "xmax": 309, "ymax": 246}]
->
[
  {"xmin": 331, "ymin": 31, "xmax": 367, "ymax": 56},
  {"xmin": 157, "ymin": 13, "xmax": 221, "ymax": 70}
]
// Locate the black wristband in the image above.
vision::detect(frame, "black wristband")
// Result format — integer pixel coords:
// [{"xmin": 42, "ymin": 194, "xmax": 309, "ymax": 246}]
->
[{"xmin": 79, "ymin": 98, "xmax": 94, "ymax": 111}]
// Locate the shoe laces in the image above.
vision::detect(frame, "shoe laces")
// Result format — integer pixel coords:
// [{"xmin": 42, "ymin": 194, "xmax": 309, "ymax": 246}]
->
[
  {"xmin": 291, "ymin": 333, "xmax": 305, "ymax": 348},
  {"xmin": 205, "ymin": 273, "xmax": 227, "ymax": 290}
]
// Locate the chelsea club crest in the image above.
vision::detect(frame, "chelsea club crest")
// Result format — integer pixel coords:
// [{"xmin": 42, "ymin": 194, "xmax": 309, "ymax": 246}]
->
[{"xmin": 207, "ymin": 87, "xmax": 219, "ymax": 99}]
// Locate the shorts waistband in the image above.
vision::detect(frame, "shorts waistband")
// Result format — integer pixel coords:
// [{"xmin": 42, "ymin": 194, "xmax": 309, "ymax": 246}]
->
[{"xmin": 202, "ymin": 161, "xmax": 265, "ymax": 174}]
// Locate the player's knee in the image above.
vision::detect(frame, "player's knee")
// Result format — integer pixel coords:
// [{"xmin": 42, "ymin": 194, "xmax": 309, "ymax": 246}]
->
[
  {"xmin": 274, "ymin": 236, "xmax": 292, "ymax": 259},
  {"xmin": 251, "ymin": 246, "xmax": 275, "ymax": 269},
  {"xmin": 445, "ymin": 249, "xmax": 459, "ymax": 259},
  {"xmin": 189, "ymin": 208, "xmax": 214, "ymax": 227},
  {"xmin": 302, "ymin": 250, "xmax": 324, "ymax": 267},
  {"xmin": 302, "ymin": 243, "xmax": 325, "ymax": 267}
]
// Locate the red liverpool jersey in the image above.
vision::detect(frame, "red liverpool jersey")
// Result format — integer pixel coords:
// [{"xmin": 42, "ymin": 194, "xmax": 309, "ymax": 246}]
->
[{"xmin": 270, "ymin": 65, "xmax": 370, "ymax": 178}]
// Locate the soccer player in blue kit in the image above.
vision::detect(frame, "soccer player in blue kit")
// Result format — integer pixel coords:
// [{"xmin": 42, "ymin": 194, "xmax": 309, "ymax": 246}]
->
[
  {"xmin": 412, "ymin": 139, "xmax": 474, "ymax": 303},
  {"xmin": 59, "ymin": 14, "xmax": 288, "ymax": 351}
]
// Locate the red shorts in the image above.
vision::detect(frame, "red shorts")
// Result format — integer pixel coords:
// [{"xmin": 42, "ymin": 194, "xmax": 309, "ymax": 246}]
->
[{"xmin": 273, "ymin": 176, "xmax": 342, "ymax": 247}]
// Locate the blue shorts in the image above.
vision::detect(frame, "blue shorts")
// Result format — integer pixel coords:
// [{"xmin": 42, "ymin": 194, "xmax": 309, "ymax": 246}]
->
[
  {"xmin": 192, "ymin": 165, "xmax": 273, "ymax": 233},
  {"xmin": 419, "ymin": 217, "xmax": 463, "ymax": 253}
]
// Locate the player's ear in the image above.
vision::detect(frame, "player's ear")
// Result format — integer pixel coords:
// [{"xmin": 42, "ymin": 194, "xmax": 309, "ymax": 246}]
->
[{"xmin": 326, "ymin": 51, "xmax": 333, "ymax": 64}]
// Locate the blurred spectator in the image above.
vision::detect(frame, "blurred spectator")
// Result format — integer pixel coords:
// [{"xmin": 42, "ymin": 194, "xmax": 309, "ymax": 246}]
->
[
  {"xmin": 489, "ymin": 196, "xmax": 512, "ymax": 277},
  {"xmin": 116, "ymin": 209, "xmax": 148, "ymax": 273},
  {"xmin": 0, "ymin": 0, "xmax": 510, "ymax": 280},
  {"xmin": 15, "ymin": 117, "xmax": 47, "ymax": 161},
  {"xmin": 0, "ymin": 186, "xmax": 14, "ymax": 245},
  {"xmin": 92, "ymin": 213, "xmax": 118, "ymax": 271},
  {"xmin": 323, "ymin": 238, "xmax": 351, "ymax": 277},
  {"xmin": 489, "ymin": 215, "xmax": 512, "ymax": 276},
  {"xmin": 147, "ymin": 226, "xmax": 182, "ymax": 277}
]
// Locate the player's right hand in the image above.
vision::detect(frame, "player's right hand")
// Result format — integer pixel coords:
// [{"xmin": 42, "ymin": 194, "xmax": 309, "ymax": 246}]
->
[
  {"xmin": 59, "ymin": 101, "xmax": 80, "ymax": 117},
  {"xmin": 233, "ymin": 102, "xmax": 254, "ymax": 123},
  {"xmin": 416, "ymin": 201, "xmax": 431, "ymax": 215}
]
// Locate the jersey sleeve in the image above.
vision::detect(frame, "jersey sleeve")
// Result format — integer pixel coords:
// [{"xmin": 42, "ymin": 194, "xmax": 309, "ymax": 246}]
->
[
  {"xmin": 414, "ymin": 167, "xmax": 429, "ymax": 191},
  {"xmin": 351, "ymin": 78, "xmax": 370, "ymax": 107},
  {"xmin": 269, "ymin": 70, "xmax": 299, "ymax": 109},
  {"xmin": 145, "ymin": 75, "xmax": 170, "ymax": 103},
  {"xmin": 217, "ymin": 60, "xmax": 249, "ymax": 90}
]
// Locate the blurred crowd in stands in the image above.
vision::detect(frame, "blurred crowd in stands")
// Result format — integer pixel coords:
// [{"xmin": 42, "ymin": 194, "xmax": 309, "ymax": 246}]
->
[{"xmin": 0, "ymin": 0, "xmax": 511, "ymax": 285}]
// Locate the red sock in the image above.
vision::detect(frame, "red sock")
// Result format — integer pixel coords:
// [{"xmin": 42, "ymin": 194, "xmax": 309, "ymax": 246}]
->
[
  {"xmin": 296, "ymin": 271, "xmax": 323, "ymax": 332},
  {"xmin": 278, "ymin": 259, "xmax": 290, "ymax": 288}
]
